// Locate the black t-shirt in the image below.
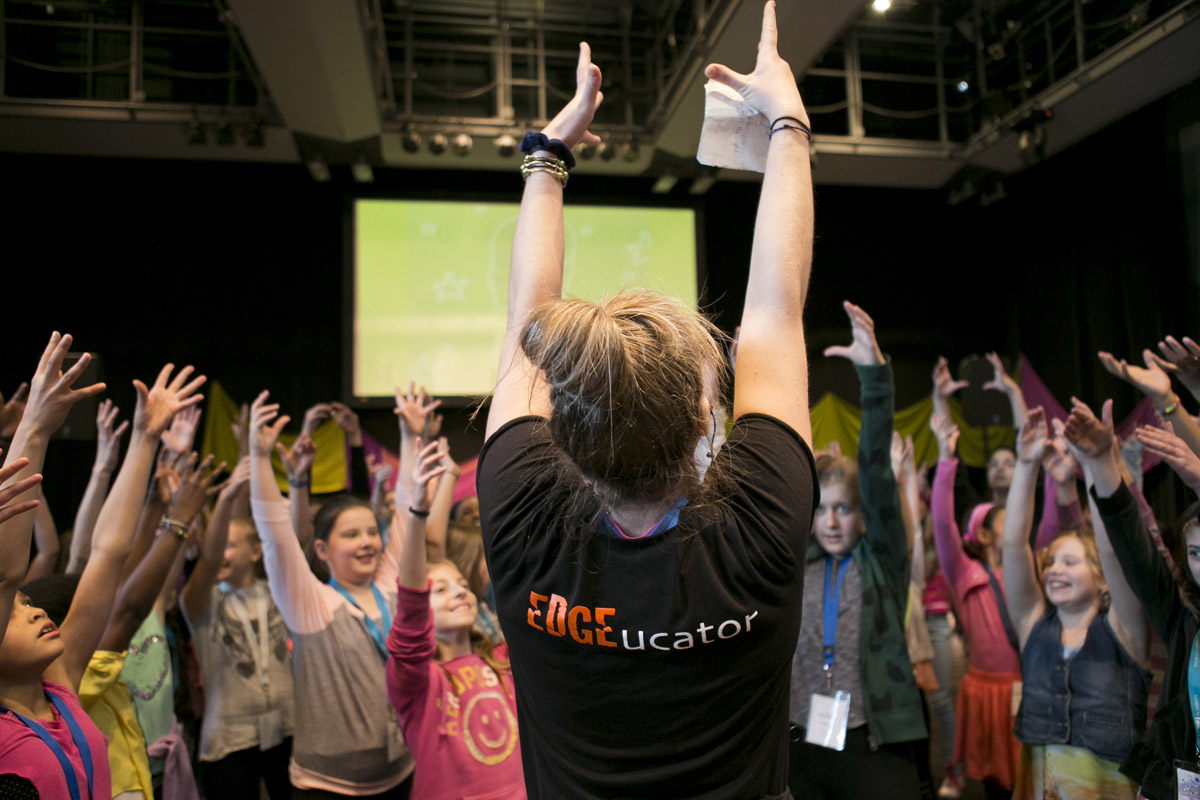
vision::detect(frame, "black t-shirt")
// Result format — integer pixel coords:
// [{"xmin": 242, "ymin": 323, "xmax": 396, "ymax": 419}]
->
[{"xmin": 477, "ymin": 413, "xmax": 817, "ymax": 800}]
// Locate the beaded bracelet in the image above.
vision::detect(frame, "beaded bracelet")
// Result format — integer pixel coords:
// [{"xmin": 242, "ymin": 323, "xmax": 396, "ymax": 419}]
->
[
  {"xmin": 769, "ymin": 115, "xmax": 813, "ymax": 142},
  {"xmin": 521, "ymin": 155, "xmax": 569, "ymax": 186},
  {"xmin": 1158, "ymin": 394, "xmax": 1181, "ymax": 416}
]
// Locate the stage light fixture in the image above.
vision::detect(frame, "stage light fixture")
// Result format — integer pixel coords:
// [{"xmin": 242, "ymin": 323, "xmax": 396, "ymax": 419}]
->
[
  {"xmin": 956, "ymin": 80, "xmax": 970, "ymax": 93},
  {"xmin": 578, "ymin": 142, "xmax": 597, "ymax": 160},
  {"xmin": 351, "ymin": 157, "xmax": 374, "ymax": 183},
  {"xmin": 243, "ymin": 121, "xmax": 265, "ymax": 147},
  {"xmin": 306, "ymin": 157, "xmax": 331, "ymax": 183},
  {"xmin": 185, "ymin": 120, "xmax": 206, "ymax": 146},
  {"xmin": 216, "ymin": 121, "xmax": 235, "ymax": 146},
  {"xmin": 402, "ymin": 130, "xmax": 421, "ymax": 153},
  {"xmin": 494, "ymin": 134, "xmax": 517, "ymax": 157},
  {"xmin": 428, "ymin": 133, "xmax": 447, "ymax": 155},
  {"xmin": 872, "ymin": 0, "xmax": 890, "ymax": 10},
  {"xmin": 598, "ymin": 142, "xmax": 616, "ymax": 162},
  {"xmin": 452, "ymin": 133, "xmax": 473, "ymax": 156},
  {"xmin": 621, "ymin": 142, "xmax": 640, "ymax": 163}
]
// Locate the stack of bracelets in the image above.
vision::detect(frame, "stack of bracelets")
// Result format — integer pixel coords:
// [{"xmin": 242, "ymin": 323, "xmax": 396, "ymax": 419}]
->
[{"xmin": 519, "ymin": 131, "xmax": 574, "ymax": 187}]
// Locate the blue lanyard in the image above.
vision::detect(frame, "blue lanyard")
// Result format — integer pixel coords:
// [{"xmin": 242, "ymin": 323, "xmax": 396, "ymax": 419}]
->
[
  {"xmin": 1189, "ymin": 629, "xmax": 1200, "ymax": 757},
  {"xmin": 1, "ymin": 692, "xmax": 94, "ymax": 800},
  {"xmin": 822, "ymin": 555, "xmax": 852, "ymax": 675},
  {"xmin": 328, "ymin": 578, "xmax": 392, "ymax": 659}
]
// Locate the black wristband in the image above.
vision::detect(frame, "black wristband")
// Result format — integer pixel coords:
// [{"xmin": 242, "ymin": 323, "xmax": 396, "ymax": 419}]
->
[
  {"xmin": 409, "ymin": 506, "xmax": 431, "ymax": 518},
  {"xmin": 519, "ymin": 131, "xmax": 576, "ymax": 169}
]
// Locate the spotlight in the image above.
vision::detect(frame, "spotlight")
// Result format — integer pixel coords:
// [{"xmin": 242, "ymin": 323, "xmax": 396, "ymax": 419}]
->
[
  {"xmin": 494, "ymin": 134, "xmax": 516, "ymax": 158},
  {"xmin": 243, "ymin": 121, "xmax": 265, "ymax": 147},
  {"xmin": 578, "ymin": 142, "xmax": 597, "ymax": 160},
  {"xmin": 402, "ymin": 130, "xmax": 421, "ymax": 153},
  {"xmin": 351, "ymin": 157, "xmax": 374, "ymax": 183},
  {"xmin": 428, "ymin": 133, "xmax": 447, "ymax": 155},
  {"xmin": 956, "ymin": 80, "xmax": 969, "ymax": 93},
  {"xmin": 598, "ymin": 142, "xmax": 616, "ymax": 162},
  {"xmin": 621, "ymin": 142, "xmax": 640, "ymax": 163},
  {"xmin": 185, "ymin": 120, "xmax": 206, "ymax": 146},
  {"xmin": 452, "ymin": 133, "xmax": 473, "ymax": 156},
  {"xmin": 306, "ymin": 157, "xmax": 331, "ymax": 183},
  {"xmin": 215, "ymin": 121, "xmax": 235, "ymax": 146},
  {"xmin": 872, "ymin": 0, "xmax": 890, "ymax": 10}
]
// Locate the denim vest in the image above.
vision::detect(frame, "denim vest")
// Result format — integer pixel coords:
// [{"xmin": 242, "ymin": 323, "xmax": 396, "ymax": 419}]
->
[{"xmin": 1013, "ymin": 608, "xmax": 1149, "ymax": 763}]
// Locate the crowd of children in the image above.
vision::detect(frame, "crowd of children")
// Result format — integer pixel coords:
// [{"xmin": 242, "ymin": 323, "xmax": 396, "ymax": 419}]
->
[{"xmin": 4, "ymin": 3, "xmax": 1200, "ymax": 799}]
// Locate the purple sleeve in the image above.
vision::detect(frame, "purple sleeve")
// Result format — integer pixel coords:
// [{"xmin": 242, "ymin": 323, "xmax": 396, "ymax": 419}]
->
[
  {"xmin": 1034, "ymin": 472, "xmax": 1085, "ymax": 551},
  {"xmin": 932, "ymin": 459, "xmax": 970, "ymax": 589},
  {"xmin": 385, "ymin": 580, "xmax": 436, "ymax": 719}
]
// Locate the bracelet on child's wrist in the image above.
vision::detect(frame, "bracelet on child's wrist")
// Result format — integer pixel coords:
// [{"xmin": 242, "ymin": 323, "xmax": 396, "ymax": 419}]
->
[
  {"xmin": 409, "ymin": 506, "xmax": 431, "ymax": 518},
  {"xmin": 1157, "ymin": 394, "xmax": 1181, "ymax": 416},
  {"xmin": 287, "ymin": 475, "xmax": 310, "ymax": 488},
  {"xmin": 769, "ymin": 115, "xmax": 812, "ymax": 142},
  {"xmin": 157, "ymin": 518, "xmax": 190, "ymax": 539}
]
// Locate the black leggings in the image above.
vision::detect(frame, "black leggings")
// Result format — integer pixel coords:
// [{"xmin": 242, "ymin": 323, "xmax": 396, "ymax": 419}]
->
[{"xmin": 198, "ymin": 738, "xmax": 291, "ymax": 800}]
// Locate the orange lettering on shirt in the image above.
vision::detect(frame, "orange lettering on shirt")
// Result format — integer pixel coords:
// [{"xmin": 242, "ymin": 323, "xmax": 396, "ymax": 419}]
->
[
  {"xmin": 567, "ymin": 606, "xmax": 593, "ymax": 645},
  {"xmin": 594, "ymin": 608, "xmax": 617, "ymax": 648},
  {"xmin": 527, "ymin": 592, "xmax": 548, "ymax": 631},
  {"xmin": 546, "ymin": 594, "xmax": 568, "ymax": 637}
]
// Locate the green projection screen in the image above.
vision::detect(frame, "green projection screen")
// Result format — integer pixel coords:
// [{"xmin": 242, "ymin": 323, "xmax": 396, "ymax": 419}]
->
[{"xmin": 352, "ymin": 198, "xmax": 699, "ymax": 400}]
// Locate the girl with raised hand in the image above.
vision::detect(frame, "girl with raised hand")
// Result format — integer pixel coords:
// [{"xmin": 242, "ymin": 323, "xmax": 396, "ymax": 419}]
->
[
  {"xmin": 248, "ymin": 390, "xmax": 415, "ymax": 799},
  {"xmin": 1, "ymin": 337, "xmax": 199, "ymax": 800},
  {"xmin": 928, "ymin": 411, "xmax": 1020, "ymax": 800},
  {"xmin": 1085, "ymin": 412, "xmax": 1200, "ymax": 799},
  {"xmin": 476, "ymin": 3, "xmax": 817, "ymax": 797},
  {"xmin": 386, "ymin": 438, "xmax": 523, "ymax": 800},
  {"xmin": 789, "ymin": 302, "xmax": 926, "ymax": 800},
  {"xmin": 180, "ymin": 455, "xmax": 294, "ymax": 800},
  {"xmin": 1002, "ymin": 405, "xmax": 1150, "ymax": 800}
]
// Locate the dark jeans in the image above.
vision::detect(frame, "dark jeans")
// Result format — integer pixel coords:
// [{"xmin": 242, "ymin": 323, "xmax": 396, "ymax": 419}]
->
[
  {"xmin": 198, "ymin": 738, "xmax": 292, "ymax": 800},
  {"xmin": 291, "ymin": 774, "xmax": 412, "ymax": 800},
  {"xmin": 789, "ymin": 724, "xmax": 922, "ymax": 800}
]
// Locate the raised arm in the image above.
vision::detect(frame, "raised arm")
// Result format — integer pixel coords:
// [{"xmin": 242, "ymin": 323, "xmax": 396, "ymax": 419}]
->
[
  {"xmin": 1135, "ymin": 422, "xmax": 1200, "ymax": 500},
  {"xmin": 1063, "ymin": 398, "xmax": 1150, "ymax": 665},
  {"xmin": 982, "ymin": 352, "xmax": 1027, "ymax": 429},
  {"xmin": 22, "ymin": 493, "xmax": 59, "ymax": 583},
  {"xmin": 249, "ymin": 390, "xmax": 331, "ymax": 634},
  {"xmin": 1002, "ymin": 408, "xmax": 1049, "ymax": 648},
  {"xmin": 1099, "ymin": 349, "xmax": 1200, "ymax": 458},
  {"xmin": 931, "ymin": 356, "xmax": 968, "ymax": 421},
  {"xmin": 929, "ymin": 412, "xmax": 970, "ymax": 588},
  {"xmin": 181, "ymin": 456, "xmax": 250, "ymax": 622},
  {"xmin": 397, "ymin": 439, "xmax": 449, "ymax": 590},
  {"xmin": 98, "ymin": 454, "xmax": 221, "ymax": 652},
  {"xmin": 1150, "ymin": 335, "xmax": 1200, "ymax": 407},
  {"xmin": 66, "ymin": 399, "xmax": 127, "ymax": 573},
  {"xmin": 706, "ymin": 3, "xmax": 813, "ymax": 441},
  {"xmin": 379, "ymin": 385, "xmax": 442, "ymax": 586},
  {"xmin": 277, "ymin": 431, "xmax": 316, "ymax": 549},
  {"xmin": 1034, "ymin": 432, "xmax": 1084, "ymax": 551},
  {"xmin": 0, "ymin": 333, "xmax": 104, "ymax": 650},
  {"xmin": 50, "ymin": 362, "xmax": 204, "ymax": 691},
  {"xmin": 485, "ymin": 45, "xmax": 602, "ymax": 439}
]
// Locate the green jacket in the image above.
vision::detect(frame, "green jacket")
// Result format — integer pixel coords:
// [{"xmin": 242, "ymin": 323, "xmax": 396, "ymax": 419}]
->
[{"xmin": 806, "ymin": 358, "xmax": 928, "ymax": 747}]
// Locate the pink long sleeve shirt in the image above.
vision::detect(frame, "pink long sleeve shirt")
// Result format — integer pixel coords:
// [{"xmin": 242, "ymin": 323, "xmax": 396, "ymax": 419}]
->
[
  {"xmin": 385, "ymin": 581, "xmax": 525, "ymax": 800},
  {"xmin": 932, "ymin": 459, "xmax": 1020, "ymax": 674}
]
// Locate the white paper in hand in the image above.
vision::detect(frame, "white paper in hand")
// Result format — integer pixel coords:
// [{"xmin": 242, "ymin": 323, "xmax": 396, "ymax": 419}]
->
[{"xmin": 697, "ymin": 80, "xmax": 770, "ymax": 173}]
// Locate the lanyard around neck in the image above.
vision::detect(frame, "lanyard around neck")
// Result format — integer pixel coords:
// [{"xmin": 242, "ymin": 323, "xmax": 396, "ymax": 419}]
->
[
  {"xmin": 1, "ymin": 692, "xmax": 94, "ymax": 800},
  {"xmin": 1189, "ymin": 629, "xmax": 1200, "ymax": 756},
  {"xmin": 822, "ymin": 555, "xmax": 852, "ymax": 676},
  {"xmin": 220, "ymin": 581, "xmax": 272, "ymax": 691},
  {"xmin": 327, "ymin": 578, "xmax": 391, "ymax": 659}
]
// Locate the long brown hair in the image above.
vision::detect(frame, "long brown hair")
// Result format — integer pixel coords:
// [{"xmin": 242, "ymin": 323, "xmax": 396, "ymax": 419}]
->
[
  {"xmin": 427, "ymin": 559, "xmax": 510, "ymax": 693},
  {"xmin": 519, "ymin": 290, "xmax": 730, "ymax": 520}
]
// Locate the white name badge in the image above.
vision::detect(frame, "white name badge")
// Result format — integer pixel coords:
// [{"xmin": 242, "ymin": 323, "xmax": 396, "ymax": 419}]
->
[
  {"xmin": 1177, "ymin": 760, "xmax": 1200, "ymax": 800},
  {"xmin": 806, "ymin": 691, "xmax": 851, "ymax": 751},
  {"xmin": 1010, "ymin": 680, "xmax": 1023, "ymax": 719},
  {"xmin": 257, "ymin": 708, "xmax": 284, "ymax": 751}
]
